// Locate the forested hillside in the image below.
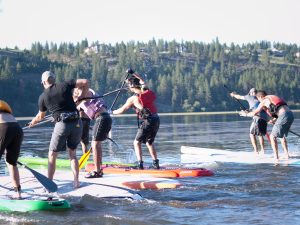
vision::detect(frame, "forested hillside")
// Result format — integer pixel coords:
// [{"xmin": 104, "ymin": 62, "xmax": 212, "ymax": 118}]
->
[{"xmin": 0, "ymin": 38, "xmax": 300, "ymax": 116}]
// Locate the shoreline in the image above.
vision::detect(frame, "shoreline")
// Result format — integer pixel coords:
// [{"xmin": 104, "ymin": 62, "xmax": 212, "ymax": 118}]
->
[{"xmin": 16, "ymin": 109, "xmax": 300, "ymax": 120}]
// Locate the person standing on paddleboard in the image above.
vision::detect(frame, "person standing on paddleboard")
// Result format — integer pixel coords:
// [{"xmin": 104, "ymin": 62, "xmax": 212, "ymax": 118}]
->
[
  {"xmin": 29, "ymin": 71, "xmax": 88, "ymax": 188},
  {"xmin": 0, "ymin": 100, "xmax": 23, "ymax": 199},
  {"xmin": 230, "ymin": 88, "xmax": 269, "ymax": 154},
  {"xmin": 112, "ymin": 69, "xmax": 160, "ymax": 170},
  {"xmin": 242, "ymin": 91, "xmax": 294, "ymax": 162},
  {"xmin": 74, "ymin": 88, "xmax": 112, "ymax": 178}
]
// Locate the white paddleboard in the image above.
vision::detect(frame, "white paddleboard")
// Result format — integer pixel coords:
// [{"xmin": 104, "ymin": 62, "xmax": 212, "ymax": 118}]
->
[
  {"xmin": 0, "ymin": 169, "xmax": 181, "ymax": 200},
  {"xmin": 181, "ymin": 146, "xmax": 300, "ymax": 165}
]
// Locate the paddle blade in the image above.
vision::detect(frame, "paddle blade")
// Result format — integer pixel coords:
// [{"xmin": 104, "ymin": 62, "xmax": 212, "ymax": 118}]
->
[
  {"xmin": 17, "ymin": 161, "xmax": 57, "ymax": 192},
  {"xmin": 79, "ymin": 149, "xmax": 91, "ymax": 170}
]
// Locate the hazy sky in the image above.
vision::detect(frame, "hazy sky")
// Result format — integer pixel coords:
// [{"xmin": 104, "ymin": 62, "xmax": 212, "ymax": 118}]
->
[{"xmin": 0, "ymin": 0, "xmax": 299, "ymax": 49}]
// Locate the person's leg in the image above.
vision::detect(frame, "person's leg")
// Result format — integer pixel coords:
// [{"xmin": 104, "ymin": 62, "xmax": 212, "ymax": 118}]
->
[
  {"xmin": 146, "ymin": 142, "xmax": 157, "ymax": 160},
  {"xmin": 6, "ymin": 162, "xmax": 21, "ymax": 198},
  {"xmin": 91, "ymin": 140, "xmax": 102, "ymax": 173},
  {"xmin": 258, "ymin": 136, "xmax": 265, "ymax": 154},
  {"xmin": 249, "ymin": 134, "xmax": 259, "ymax": 154},
  {"xmin": 249, "ymin": 120, "xmax": 259, "ymax": 154},
  {"xmin": 270, "ymin": 134, "xmax": 279, "ymax": 160},
  {"xmin": 146, "ymin": 142, "xmax": 159, "ymax": 169},
  {"xmin": 48, "ymin": 150, "xmax": 58, "ymax": 180},
  {"xmin": 134, "ymin": 139, "xmax": 143, "ymax": 162},
  {"xmin": 280, "ymin": 137, "xmax": 289, "ymax": 159},
  {"xmin": 68, "ymin": 148, "xmax": 79, "ymax": 188}
]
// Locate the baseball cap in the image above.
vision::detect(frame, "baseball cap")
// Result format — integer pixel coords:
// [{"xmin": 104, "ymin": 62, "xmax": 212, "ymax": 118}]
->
[
  {"xmin": 249, "ymin": 88, "xmax": 257, "ymax": 94},
  {"xmin": 41, "ymin": 71, "xmax": 55, "ymax": 83}
]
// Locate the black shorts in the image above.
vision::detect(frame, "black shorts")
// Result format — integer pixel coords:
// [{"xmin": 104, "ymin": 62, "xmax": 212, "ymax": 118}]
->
[
  {"xmin": 135, "ymin": 115, "xmax": 160, "ymax": 144},
  {"xmin": 92, "ymin": 113, "xmax": 112, "ymax": 141},
  {"xmin": 0, "ymin": 123, "xmax": 23, "ymax": 166},
  {"xmin": 250, "ymin": 117, "xmax": 267, "ymax": 136},
  {"xmin": 81, "ymin": 118, "xmax": 91, "ymax": 145}
]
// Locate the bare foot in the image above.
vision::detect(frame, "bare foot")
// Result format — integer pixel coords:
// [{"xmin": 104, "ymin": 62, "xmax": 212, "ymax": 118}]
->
[
  {"xmin": 12, "ymin": 192, "xmax": 22, "ymax": 199},
  {"xmin": 282, "ymin": 155, "xmax": 289, "ymax": 160}
]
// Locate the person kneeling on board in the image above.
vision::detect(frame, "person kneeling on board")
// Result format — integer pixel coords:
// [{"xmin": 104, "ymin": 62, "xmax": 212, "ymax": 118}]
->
[
  {"xmin": 112, "ymin": 69, "xmax": 160, "ymax": 169},
  {"xmin": 0, "ymin": 100, "xmax": 23, "ymax": 199},
  {"xmin": 74, "ymin": 87, "xmax": 112, "ymax": 178}
]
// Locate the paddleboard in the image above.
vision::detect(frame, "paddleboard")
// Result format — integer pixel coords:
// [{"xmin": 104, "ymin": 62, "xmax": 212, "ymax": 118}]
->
[
  {"xmin": 181, "ymin": 146, "xmax": 300, "ymax": 165},
  {"xmin": 85, "ymin": 163, "xmax": 214, "ymax": 178},
  {"xmin": 0, "ymin": 195, "xmax": 70, "ymax": 212},
  {"xmin": 19, "ymin": 156, "xmax": 134, "ymax": 169}
]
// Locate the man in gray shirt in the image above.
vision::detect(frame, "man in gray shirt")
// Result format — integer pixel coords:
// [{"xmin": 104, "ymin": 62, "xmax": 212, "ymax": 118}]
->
[{"xmin": 230, "ymin": 88, "xmax": 269, "ymax": 154}]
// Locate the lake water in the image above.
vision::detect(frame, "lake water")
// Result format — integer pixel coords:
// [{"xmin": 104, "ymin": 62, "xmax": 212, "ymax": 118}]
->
[{"xmin": 0, "ymin": 113, "xmax": 300, "ymax": 225}]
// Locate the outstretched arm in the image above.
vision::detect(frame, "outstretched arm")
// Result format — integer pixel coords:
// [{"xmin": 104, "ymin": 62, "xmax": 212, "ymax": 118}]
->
[
  {"xmin": 112, "ymin": 96, "xmax": 143, "ymax": 115},
  {"xmin": 230, "ymin": 92, "xmax": 245, "ymax": 100}
]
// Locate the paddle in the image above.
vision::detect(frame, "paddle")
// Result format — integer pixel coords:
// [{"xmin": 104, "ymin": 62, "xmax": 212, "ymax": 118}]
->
[
  {"xmin": 79, "ymin": 147, "xmax": 91, "ymax": 169},
  {"xmin": 78, "ymin": 70, "xmax": 131, "ymax": 169},
  {"xmin": 224, "ymin": 85, "xmax": 248, "ymax": 111},
  {"xmin": 20, "ymin": 121, "xmax": 58, "ymax": 192},
  {"xmin": 76, "ymin": 88, "xmax": 129, "ymax": 103},
  {"xmin": 23, "ymin": 117, "xmax": 53, "ymax": 130},
  {"xmin": 109, "ymin": 70, "xmax": 131, "ymax": 111},
  {"xmin": 17, "ymin": 161, "xmax": 57, "ymax": 193}
]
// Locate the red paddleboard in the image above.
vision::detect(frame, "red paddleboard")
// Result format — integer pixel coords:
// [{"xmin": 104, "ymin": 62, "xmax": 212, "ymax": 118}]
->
[{"xmin": 85, "ymin": 163, "xmax": 214, "ymax": 178}]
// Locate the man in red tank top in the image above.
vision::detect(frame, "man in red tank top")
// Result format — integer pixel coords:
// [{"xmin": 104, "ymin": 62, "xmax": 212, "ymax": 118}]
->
[
  {"xmin": 112, "ymin": 69, "xmax": 160, "ymax": 169},
  {"xmin": 242, "ymin": 91, "xmax": 294, "ymax": 162}
]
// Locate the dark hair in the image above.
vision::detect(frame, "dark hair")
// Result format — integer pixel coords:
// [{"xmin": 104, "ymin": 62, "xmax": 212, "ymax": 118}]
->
[
  {"xmin": 256, "ymin": 90, "xmax": 267, "ymax": 98},
  {"xmin": 127, "ymin": 77, "xmax": 141, "ymax": 89}
]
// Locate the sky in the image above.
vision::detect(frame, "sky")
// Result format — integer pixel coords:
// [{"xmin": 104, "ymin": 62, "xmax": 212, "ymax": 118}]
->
[{"xmin": 0, "ymin": 0, "xmax": 299, "ymax": 49}]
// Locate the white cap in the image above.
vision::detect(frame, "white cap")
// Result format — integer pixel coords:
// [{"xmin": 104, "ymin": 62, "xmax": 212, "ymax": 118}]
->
[
  {"xmin": 41, "ymin": 71, "xmax": 55, "ymax": 82},
  {"xmin": 248, "ymin": 88, "xmax": 257, "ymax": 94}
]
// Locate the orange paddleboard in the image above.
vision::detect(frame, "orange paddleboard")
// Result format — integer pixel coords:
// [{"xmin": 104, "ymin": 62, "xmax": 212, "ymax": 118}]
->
[
  {"xmin": 122, "ymin": 180, "xmax": 182, "ymax": 190},
  {"xmin": 85, "ymin": 163, "xmax": 214, "ymax": 178}
]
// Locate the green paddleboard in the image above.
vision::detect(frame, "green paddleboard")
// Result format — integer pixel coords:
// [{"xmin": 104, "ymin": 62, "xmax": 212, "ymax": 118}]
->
[
  {"xmin": 19, "ymin": 157, "xmax": 134, "ymax": 169},
  {"xmin": 0, "ymin": 196, "xmax": 71, "ymax": 212}
]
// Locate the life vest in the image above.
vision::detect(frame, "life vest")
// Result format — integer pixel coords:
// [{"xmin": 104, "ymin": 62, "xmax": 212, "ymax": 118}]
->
[
  {"xmin": 78, "ymin": 89, "xmax": 107, "ymax": 120},
  {"xmin": 137, "ymin": 90, "xmax": 157, "ymax": 119},
  {"xmin": 0, "ymin": 100, "xmax": 13, "ymax": 114},
  {"xmin": 266, "ymin": 95, "xmax": 287, "ymax": 114}
]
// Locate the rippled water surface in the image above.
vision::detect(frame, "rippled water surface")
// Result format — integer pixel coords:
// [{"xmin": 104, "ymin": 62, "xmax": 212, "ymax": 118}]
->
[{"xmin": 0, "ymin": 113, "xmax": 300, "ymax": 225}]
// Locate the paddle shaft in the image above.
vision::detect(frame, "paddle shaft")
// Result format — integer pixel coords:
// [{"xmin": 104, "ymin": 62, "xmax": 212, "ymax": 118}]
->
[
  {"xmin": 224, "ymin": 85, "xmax": 248, "ymax": 110},
  {"xmin": 76, "ymin": 88, "xmax": 129, "ymax": 102},
  {"xmin": 109, "ymin": 72, "xmax": 131, "ymax": 110},
  {"xmin": 23, "ymin": 118, "xmax": 53, "ymax": 130}
]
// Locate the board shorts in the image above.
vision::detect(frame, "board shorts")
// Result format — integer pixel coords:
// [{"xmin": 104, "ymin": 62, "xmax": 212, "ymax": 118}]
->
[
  {"xmin": 49, "ymin": 119, "xmax": 82, "ymax": 152},
  {"xmin": 135, "ymin": 114, "xmax": 160, "ymax": 145},
  {"xmin": 250, "ymin": 116, "xmax": 267, "ymax": 136},
  {"xmin": 0, "ymin": 122, "xmax": 23, "ymax": 166},
  {"xmin": 92, "ymin": 112, "xmax": 112, "ymax": 142},
  {"xmin": 81, "ymin": 118, "xmax": 91, "ymax": 145},
  {"xmin": 271, "ymin": 111, "xmax": 294, "ymax": 138}
]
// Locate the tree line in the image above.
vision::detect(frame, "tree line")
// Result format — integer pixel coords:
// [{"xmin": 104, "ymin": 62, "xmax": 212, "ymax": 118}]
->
[{"xmin": 0, "ymin": 38, "xmax": 300, "ymax": 116}]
